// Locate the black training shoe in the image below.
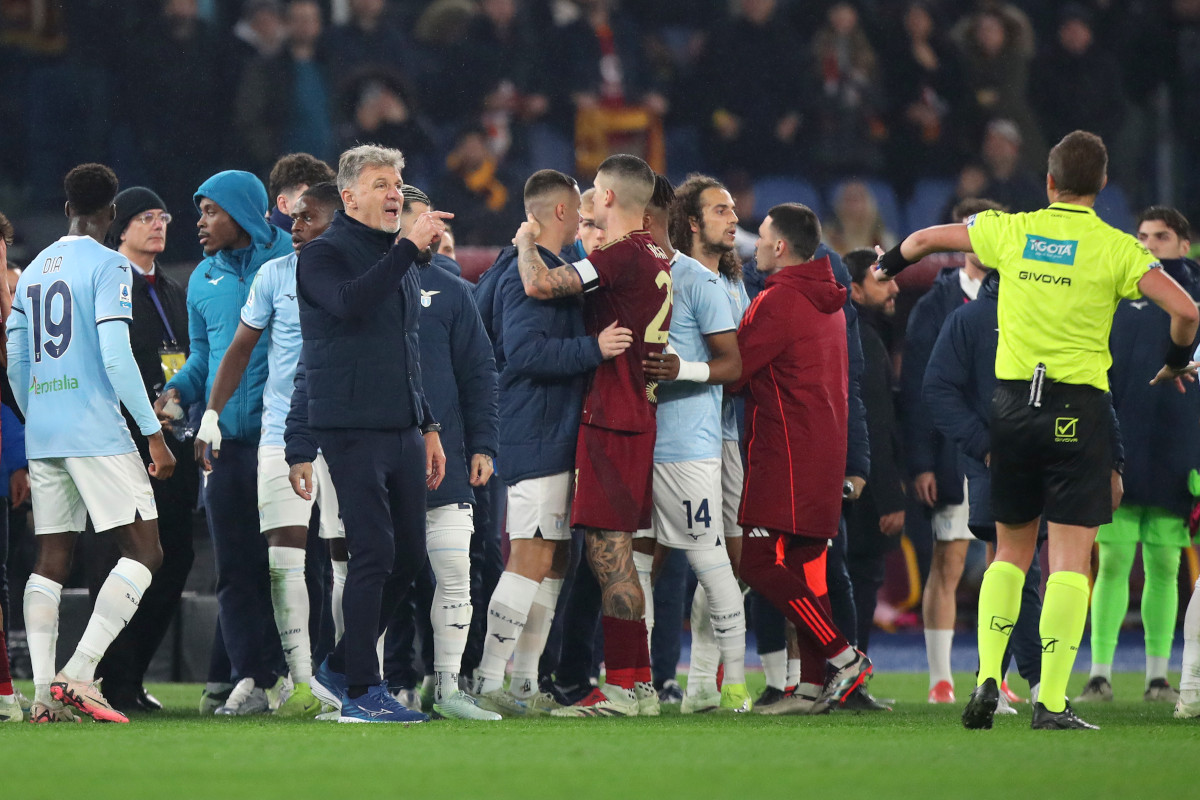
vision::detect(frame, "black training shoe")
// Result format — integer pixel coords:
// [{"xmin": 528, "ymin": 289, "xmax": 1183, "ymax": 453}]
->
[
  {"xmin": 839, "ymin": 685, "xmax": 892, "ymax": 712},
  {"xmin": 962, "ymin": 678, "xmax": 1000, "ymax": 730},
  {"xmin": 1031, "ymin": 700, "xmax": 1099, "ymax": 730},
  {"xmin": 754, "ymin": 686, "xmax": 787, "ymax": 710}
]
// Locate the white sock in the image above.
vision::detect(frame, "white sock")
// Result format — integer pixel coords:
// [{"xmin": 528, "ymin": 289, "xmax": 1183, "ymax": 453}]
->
[
  {"xmin": 268, "ymin": 546, "xmax": 312, "ymax": 684},
  {"xmin": 688, "ymin": 584, "xmax": 719, "ymax": 695},
  {"xmin": 633, "ymin": 550, "xmax": 654, "ymax": 647},
  {"xmin": 786, "ymin": 658, "xmax": 802, "ymax": 688},
  {"xmin": 1091, "ymin": 662, "xmax": 1113, "ymax": 682},
  {"xmin": 476, "ymin": 572, "xmax": 540, "ymax": 693},
  {"xmin": 427, "ymin": 528, "xmax": 473, "ymax": 685},
  {"xmin": 24, "ymin": 574, "xmax": 62, "ymax": 704},
  {"xmin": 688, "ymin": 547, "xmax": 746, "ymax": 686},
  {"xmin": 1181, "ymin": 579, "xmax": 1200, "ymax": 698},
  {"xmin": 925, "ymin": 628, "xmax": 954, "ymax": 688},
  {"xmin": 331, "ymin": 559, "xmax": 348, "ymax": 643},
  {"xmin": 830, "ymin": 646, "xmax": 856, "ymax": 668},
  {"xmin": 64, "ymin": 558, "xmax": 153, "ymax": 683},
  {"xmin": 797, "ymin": 681, "xmax": 822, "ymax": 700},
  {"xmin": 511, "ymin": 578, "xmax": 562, "ymax": 697},
  {"xmin": 1147, "ymin": 656, "xmax": 1170, "ymax": 687},
  {"xmin": 434, "ymin": 670, "xmax": 459, "ymax": 703},
  {"xmin": 761, "ymin": 648, "xmax": 787, "ymax": 691}
]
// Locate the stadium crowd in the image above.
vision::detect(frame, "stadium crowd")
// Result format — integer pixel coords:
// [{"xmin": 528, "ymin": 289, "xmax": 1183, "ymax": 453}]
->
[{"xmin": 1, "ymin": 0, "xmax": 1200, "ymax": 731}]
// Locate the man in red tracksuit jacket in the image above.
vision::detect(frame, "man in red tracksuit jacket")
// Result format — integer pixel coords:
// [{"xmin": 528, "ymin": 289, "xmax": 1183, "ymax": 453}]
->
[{"xmin": 731, "ymin": 203, "xmax": 872, "ymax": 712}]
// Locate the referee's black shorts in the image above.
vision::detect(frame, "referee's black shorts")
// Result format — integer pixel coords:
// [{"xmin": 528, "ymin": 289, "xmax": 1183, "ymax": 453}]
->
[{"xmin": 989, "ymin": 380, "xmax": 1113, "ymax": 528}]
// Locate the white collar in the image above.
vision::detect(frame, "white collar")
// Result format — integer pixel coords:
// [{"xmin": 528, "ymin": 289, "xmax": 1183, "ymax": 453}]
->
[{"xmin": 959, "ymin": 268, "xmax": 982, "ymax": 301}]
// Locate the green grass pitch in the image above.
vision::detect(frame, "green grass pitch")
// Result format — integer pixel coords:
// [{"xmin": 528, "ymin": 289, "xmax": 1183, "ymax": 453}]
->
[{"xmin": 3, "ymin": 672, "xmax": 1196, "ymax": 799}]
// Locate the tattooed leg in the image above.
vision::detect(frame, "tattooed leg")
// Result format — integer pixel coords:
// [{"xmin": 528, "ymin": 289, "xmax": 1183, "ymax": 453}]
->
[{"xmin": 585, "ymin": 529, "xmax": 644, "ymax": 621}]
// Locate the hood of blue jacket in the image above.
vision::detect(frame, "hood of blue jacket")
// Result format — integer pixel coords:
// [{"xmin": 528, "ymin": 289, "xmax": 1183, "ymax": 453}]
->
[{"xmin": 194, "ymin": 170, "xmax": 283, "ymax": 259}]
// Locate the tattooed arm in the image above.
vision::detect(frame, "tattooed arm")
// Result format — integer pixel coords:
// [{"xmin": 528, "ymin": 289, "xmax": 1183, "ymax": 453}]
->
[
  {"xmin": 585, "ymin": 529, "xmax": 645, "ymax": 620},
  {"xmin": 514, "ymin": 219, "xmax": 584, "ymax": 300}
]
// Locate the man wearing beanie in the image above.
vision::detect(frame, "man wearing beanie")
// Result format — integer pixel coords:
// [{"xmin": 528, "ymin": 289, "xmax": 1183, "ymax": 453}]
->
[
  {"xmin": 84, "ymin": 188, "xmax": 199, "ymax": 713},
  {"xmin": 153, "ymin": 170, "xmax": 292, "ymax": 715}
]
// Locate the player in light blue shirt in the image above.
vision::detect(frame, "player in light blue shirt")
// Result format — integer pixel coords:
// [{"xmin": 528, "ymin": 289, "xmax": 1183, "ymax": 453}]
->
[
  {"xmin": 197, "ymin": 182, "xmax": 343, "ymax": 716},
  {"xmin": 640, "ymin": 176, "xmax": 750, "ymax": 713},
  {"xmin": 6, "ymin": 164, "xmax": 174, "ymax": 724}
]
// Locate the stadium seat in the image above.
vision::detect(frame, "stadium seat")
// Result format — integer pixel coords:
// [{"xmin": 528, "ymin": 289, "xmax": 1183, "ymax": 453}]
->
[
  {"xmin": 829, "ymin": 177, "xmax": 904, "ymax": 236},
  {"xmin": 1095, "ymin": 182, "xmax": 1135, "ymax": 233},
  {"xmin": 904, "ymin": 178, "xmax": 957, "ymax": 231},
  {"xmin": 753, "ymin": 176, "xmax": 824, "ymax": 219}
]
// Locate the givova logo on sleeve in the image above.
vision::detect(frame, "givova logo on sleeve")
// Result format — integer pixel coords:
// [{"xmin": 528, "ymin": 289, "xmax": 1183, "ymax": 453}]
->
[{"xmin": 1023, "ymin": 235, "xmax": 1078, "ymax": 265}]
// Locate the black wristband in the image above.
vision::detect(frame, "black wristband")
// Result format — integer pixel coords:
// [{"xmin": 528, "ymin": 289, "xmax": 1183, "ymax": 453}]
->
[
  {"xmin": 877, "ymin": 244, "xmax": 915, "ymax": 278},
  {"xmin": 1165, "ymin": 340, "xmax": 1192, "ymax": 370}
]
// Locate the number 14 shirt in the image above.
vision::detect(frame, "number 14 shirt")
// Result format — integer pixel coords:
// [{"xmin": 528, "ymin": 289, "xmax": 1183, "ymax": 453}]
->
[
  {"xmin": 570, "ymin": 231, "xmax": 673, "ymax": 433},
  {"xmin": 8, "ymin": 235, "xmax": 138, "ymax": 458}
]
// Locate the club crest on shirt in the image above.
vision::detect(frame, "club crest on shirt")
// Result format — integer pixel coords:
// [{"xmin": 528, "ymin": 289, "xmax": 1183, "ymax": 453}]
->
[{"xmin": 421, "ymin": 289, "xmax": 440, "ymax": 308}]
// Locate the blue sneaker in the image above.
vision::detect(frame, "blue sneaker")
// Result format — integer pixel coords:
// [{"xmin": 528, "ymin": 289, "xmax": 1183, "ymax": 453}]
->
[
  {"xmin": 312, "ymin": 657, "xmax": 348, "ymax": 711},
  {"xmin": 338, "ymin": 684, "xmax": 430, "ymax": 724}
]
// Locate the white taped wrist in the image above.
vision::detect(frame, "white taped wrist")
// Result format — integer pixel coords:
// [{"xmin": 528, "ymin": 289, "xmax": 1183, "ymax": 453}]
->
[{"xmin": 675, "ymin": 358, "xmax": 710, "ymax": 383}]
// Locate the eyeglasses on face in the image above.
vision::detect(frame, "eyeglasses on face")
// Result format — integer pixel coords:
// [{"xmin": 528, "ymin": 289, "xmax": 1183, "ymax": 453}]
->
[{"xmin": 134, "ymin": 212, "xmax": 172, "ymax": 225}]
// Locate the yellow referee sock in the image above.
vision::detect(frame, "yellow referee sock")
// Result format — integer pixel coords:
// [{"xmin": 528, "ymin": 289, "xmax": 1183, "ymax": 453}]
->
[
  {"xmin": 1039, "ymin": 571, "xmax": 1090, "ymax": 713},
  {"xmin": 976, "ymin": 560, "xmax": 1025, "ymax": 688}
]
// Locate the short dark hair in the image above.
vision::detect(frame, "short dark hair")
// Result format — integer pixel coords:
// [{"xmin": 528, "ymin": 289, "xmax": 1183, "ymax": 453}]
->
[
  {"xmin": 1137, "ymin": 205, "xmax": 1191, "ymax": 241},
  {"xmin": 401, "ymin": 184, "xmax": 432, "ymax": 214},
  {"xmin": 670, "ymin": 173, "xmax": 741, "ymax": 281},
  {"xmin": 844, "ymin": 248, "xmax": 878, "ymax": 285},
  {"xmin": 64, "ymin": 163, "xmax": 119, "ymax": 216},
  {"xmin": 269, "ymin": 153, "xmax": 335, "ymax": 201},
  {"xmin": 1047, "ymin": 130, "xmax": 1107, "ymax": 197},
  {"xmin": 952, "ymin": 197, "xmax": 1007, "ymax": 221},
  {"xmin": 596, "ymin": 154, "xmax": 655, "ymax": 208},
  {"xmin": 301, "ymin": 181, "xmax": 344, "ymax": 212},
  {"xmin": 766, "ymin": 203, "xmax": 821, "ymax": 262},
  {"xmin": 523, "ymin": 169, "xmax": 578, "ymax": 208},
  {"xmin": 648, "ymin": 174, "xmax": 675, "ymax": 212},
  {"xmin": 0, "ymin": 211, "xmax": 12, "ymax": 246}
]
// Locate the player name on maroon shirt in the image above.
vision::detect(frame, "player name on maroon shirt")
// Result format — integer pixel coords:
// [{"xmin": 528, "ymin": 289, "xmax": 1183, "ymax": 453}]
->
[{"xmin": 570, "ymin": 231, "xmax": 673, "ymax": 432}]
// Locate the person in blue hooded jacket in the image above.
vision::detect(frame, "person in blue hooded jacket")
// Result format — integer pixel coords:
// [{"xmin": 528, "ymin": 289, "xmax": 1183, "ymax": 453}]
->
[
  {"xmin": 471, "ymin": 170, "xmax": 632, "ymax": 715},
  {"xmin": 1079, "ymin": 206, "xmax": 1200, "ymax": 706},
  {"xmin": 153, "ymin": 169, "xmax": 292, "ymax": 715}
]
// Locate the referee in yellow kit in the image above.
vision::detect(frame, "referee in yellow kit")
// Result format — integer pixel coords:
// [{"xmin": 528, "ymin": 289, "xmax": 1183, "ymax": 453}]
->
[{"xmin": 874, "ymin": 130, "xmax": 1200, "ymax": 730}]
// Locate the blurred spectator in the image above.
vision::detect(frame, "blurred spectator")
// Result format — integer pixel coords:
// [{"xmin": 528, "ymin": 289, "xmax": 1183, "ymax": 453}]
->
[
  {"xmin": 448, "ymin": 0, "xmax": 550, "ymax": 159},
  {"xmin": 979, "ymin": 119, "xmax": 1044, "ymax": 212},
  {"xmin": 558, "ymin": 0, "xmax": 667, "ymax": 116},
  {"xmin": 335, "ymin": 70, "xmax": 437, "ymax": 186},
  {"xmin": 437, "ymin": 127, "xmax": 522, "ymax": 245},
  {"xmin": 952, "ymin": 3, "xmax": 1046, "ymax": 172},
  {"xmin": 824, "ymin": 180, "xmax": 897, "ymax": 256},
  {"xmin": 325, "ymin": 0, "xmax": 409, "ymax": 76},
  {"xmin": 810, "ymin": 2, "xmax": 885, "ymax": 176},
  {"xmin": 939, "ymin": 161, "xmax": 991, "ymax": 223},
  {"xmin": 703, "ymin": 0, "xmax": 805, "ymax": 177},
  {"xmin": 883, "ymin": 2, "xmax": 971, "ymax": 193},
  {"xmin": 230, "ymin": 0, "xmax": 286, "ymax": 67},
  {"xmin": 235, "ymin": 0, "xmax": 334, "ymax": 176},
  {"xmin": 438, "ymin": 224, "xmax": 457, "ymax": 260},
  {"xmin": 1031, "ymin": 5, "xmax": 1126, "ymax": 152}
]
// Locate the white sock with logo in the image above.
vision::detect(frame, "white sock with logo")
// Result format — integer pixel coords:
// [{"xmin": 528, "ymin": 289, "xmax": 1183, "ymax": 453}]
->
[
  {"xmin": 427, "ymin": 527, "xmax": 473, "ymax": 702},
  {"xmin": 24, "ymin": 574, "xmax": 62, "ymax": 704},
  {"xmin": 268, "ymin": 546, "xmax": 311, "ymax": 684},
  {"xmin": 64, "ymin": 558, "xmax": 153, "ymax": 683},
  {"xmin": 476, "ymin": 572, "xmax": 539, "ymax": 693},
  {"xmin": 688, "ymin": 584, "xmax": 719, "ymax": 696},
  {"xmin": 511, "ymin": 578, "xmax": 563, "ymax": 698},
  {"xmin": 688, "ymin": 547, "xmax": 746, "ymax": 686}
]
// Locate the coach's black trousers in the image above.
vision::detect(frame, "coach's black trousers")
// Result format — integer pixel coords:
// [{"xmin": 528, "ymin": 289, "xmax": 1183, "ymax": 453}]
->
[{"xmin": 318, "ymin": 427, "xmax": 428, "ymax": 688}]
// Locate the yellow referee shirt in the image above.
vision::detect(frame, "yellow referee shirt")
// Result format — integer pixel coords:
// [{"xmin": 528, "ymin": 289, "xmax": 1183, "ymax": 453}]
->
[{"xmin": 966, "ymin": 202, "xmax": 1160, "ymax": 391}]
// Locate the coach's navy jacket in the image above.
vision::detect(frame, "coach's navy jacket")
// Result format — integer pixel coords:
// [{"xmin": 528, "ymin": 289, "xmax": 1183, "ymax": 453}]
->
[
  {"xmin": 284, "ymin": 354, "xmax": 316, "ymax": 466},
  {"xmin": 745, "ymin": 243, "xmax": 869, "ymax": 480},
  {"xmin": 295, "ymin": 211, "xmax": 433, "ymax": 432},
  {"xmin": 1109, "ymin": 257, "xmax": 1200, "ymax": 518},
  {"xmin": 418, "ymin": 260, "xmax": 498, "ymax": 508},
  {"xmin": 901, "ymin": 266, "xmax": 968, "ymax": 505},
  {"xmin": 478, "ymin": 244, "xmax": 603, "ymax": 485},
  {"xmin": 924, "ymin": 271, "xmax": 1126, "ymax": 524}
]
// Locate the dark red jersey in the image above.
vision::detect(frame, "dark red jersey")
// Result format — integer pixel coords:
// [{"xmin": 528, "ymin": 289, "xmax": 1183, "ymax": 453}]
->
[{"xmin": 570, "ymin": 231, "xmax": 673, "ymax": 433}]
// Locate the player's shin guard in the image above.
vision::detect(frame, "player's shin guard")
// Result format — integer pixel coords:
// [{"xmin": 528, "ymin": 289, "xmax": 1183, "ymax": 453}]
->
[
  {"xmin": 1180, "ymin": 579, "xmax": 1200, "ymax": 700},
  {"xmin": 1039, "ymin": 571, "xmax": 1090, "ymax": 713},
  {"xmin": 687, "ymin": 547, "xmax": 746, "ymax": 686},
  {"xmin": 268, "ymin": 545, "xmax": 312, "ymax": 683},
  {"xmin": 475, "ymin": 572, "xmax": 539, "ymax": 693},
  {"xmin": 976, "ymin": 560, "xmax": 1025, "ymax": 688},
  {"xmin": 24, "ymin": 575, "xmax": 62, "ymax": 703},
  {"xmin": 511, "ymin": 578, "xmax": 562, "ymax": 695},
  {"xmin": 688, "ymin": 585, "xmax": 720, "ymax": 695},
  {"xmin": 427, "ymin": 528, "xmax": 473, "ymax": 699},
  {"xmin": 331, "ymin": 558, "xmax": 347, "ymax": 643},
  {"xmin": 64, "ymin": 558, "xmax": 153, "ymax": 684},
  {"xmin": 633, "ymin": 551, "xmax": 654, "ymax": 646}
]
